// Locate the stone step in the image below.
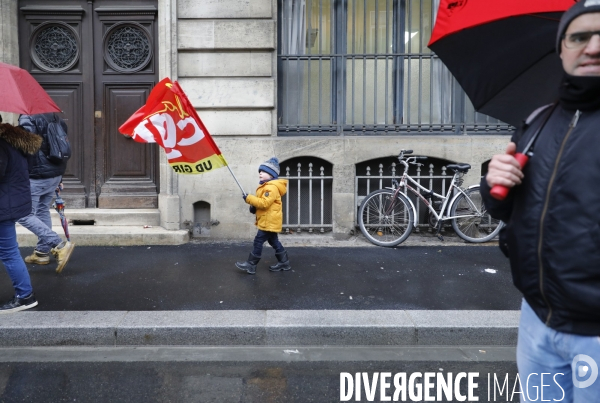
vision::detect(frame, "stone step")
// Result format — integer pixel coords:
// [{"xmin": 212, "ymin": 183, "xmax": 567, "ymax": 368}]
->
[
  {"xmin": 16, "ymin": 225, "xmax": 189, "ymax": 246},
  {"xmin": 46, "ymin": 208, "xmax": 161, "ymax": 226}
]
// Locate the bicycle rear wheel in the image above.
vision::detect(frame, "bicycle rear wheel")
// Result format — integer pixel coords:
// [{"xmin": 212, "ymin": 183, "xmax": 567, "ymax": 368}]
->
[
  {"xmin": 450, "ymin": 186, "xmax": 503, "ymax": 243},
  {"xmin": 358, "ymin": 189, "xmax": 414, "ymax": 247}
]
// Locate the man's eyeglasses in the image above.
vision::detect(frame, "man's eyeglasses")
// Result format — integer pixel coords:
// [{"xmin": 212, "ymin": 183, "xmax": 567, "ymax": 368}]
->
[{"xmin": 563, "ymin": 31, "xmax": 600, "ymax": 49}]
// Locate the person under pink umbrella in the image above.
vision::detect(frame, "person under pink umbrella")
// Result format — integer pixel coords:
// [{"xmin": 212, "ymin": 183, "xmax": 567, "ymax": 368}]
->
[{"xmin": 0, "ymin": 114, "xmax": 42, "ymax": 313}]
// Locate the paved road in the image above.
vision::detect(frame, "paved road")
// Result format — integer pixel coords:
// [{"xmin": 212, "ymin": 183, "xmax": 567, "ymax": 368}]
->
[
  {"xmin": 0, "ymin": 346, "xmax": 518, "ymax": 403},
  {"xmin": 3, "ymin": 243, "xmax": 520, "ymax": 311}
]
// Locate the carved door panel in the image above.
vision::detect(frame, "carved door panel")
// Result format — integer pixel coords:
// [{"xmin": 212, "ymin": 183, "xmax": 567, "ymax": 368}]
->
[
  {"xmin": 18, "ymin": 0, "xmax": 158, "ymax": 208},
  {"xmin": 19, "ymin": 4, "xmax": 91, "ymax": 208},
  {"xmin": 93, "ymin": 4, "xmax": 158, "ymax": 208}
]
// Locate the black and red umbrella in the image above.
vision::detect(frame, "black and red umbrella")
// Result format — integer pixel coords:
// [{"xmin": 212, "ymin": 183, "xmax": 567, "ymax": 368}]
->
[{"xmin": 428, "ymin": 0, "xmax": 576, "ymax": 126}]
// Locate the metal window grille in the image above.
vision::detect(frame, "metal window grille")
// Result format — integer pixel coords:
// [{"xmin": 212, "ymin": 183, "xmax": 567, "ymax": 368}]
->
[
  {"xmin": 355, "ymin": 159, "xmax": 454, "ymax": 230},
  {"xmin": 277, "ymin": 0, "xmax": 514, "ymax": 136},
  {"xmin": 281, "ymin": 160, "xmax": 334, "ymax": 233}
]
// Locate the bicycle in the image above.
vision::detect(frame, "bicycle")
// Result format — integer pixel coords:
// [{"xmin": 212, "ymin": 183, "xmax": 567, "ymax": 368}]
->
[{"xmin": 358, "ymin": 150, "xmax": 503, "ymax": 247}]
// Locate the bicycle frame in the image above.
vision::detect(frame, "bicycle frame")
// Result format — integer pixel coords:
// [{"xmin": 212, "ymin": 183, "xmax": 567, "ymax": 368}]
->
[{"xmin": 385, "ymin": 158, "xmax": 482, "ymax": 225}]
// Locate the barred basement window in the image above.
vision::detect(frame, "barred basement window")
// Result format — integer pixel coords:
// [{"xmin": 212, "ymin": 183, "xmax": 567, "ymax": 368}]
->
[
  {"xmin": 280, "ymin": 157, "xmax": 333, "ymax": 233},
  {"xmin": 277, "ymin": 0, "xmax": 513, "ymax": 135}
]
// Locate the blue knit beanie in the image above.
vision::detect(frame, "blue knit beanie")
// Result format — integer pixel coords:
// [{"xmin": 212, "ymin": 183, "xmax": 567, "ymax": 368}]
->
[{"xmin": 259, "ymin": 157, "xmax": 280, "ymax": 179}]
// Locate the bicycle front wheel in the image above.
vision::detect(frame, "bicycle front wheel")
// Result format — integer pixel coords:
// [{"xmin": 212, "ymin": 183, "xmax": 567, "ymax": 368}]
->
[
  {"xmin": 450, "ymin": 186, "xmax": 503, "ymax": 243},
  {"xmin": 358, "ymin": 189, "xmax": 414, "ymax": 247}
]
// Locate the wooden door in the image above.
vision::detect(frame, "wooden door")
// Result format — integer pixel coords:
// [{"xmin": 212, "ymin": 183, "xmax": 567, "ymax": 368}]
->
[{"xmin": 19, "ymin": 0, "xmax": 158, "ymax": 208}]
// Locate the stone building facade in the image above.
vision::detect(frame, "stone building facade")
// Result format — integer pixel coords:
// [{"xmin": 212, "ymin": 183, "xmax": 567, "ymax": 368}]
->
[{"xmin": 0, "ymin": 0, "xmax": 510, "ymax": 239}]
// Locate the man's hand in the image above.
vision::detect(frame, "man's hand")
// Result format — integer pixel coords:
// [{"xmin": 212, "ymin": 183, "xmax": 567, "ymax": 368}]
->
[{"xmin": 486, "ymin": 142, "xmax": 524, "ymax": 189}]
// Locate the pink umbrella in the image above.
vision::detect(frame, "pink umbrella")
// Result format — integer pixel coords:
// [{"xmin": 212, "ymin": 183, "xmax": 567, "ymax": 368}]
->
[{"xmin": 0, "ymin": 62, "xmax": 61, "ymax": 115}]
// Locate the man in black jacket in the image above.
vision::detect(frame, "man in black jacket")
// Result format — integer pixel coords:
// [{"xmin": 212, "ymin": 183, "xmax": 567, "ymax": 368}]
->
[
  {"xmin": 482, "ymin": 2, "xmax": 600, "ymax": 401},
  {"xmin": 18, "ymin": 113, "xmax": 74, "ymax": 274},
  {"xmin": 0, "ymin": 115, "xmax": 42, "ymax": 312}
]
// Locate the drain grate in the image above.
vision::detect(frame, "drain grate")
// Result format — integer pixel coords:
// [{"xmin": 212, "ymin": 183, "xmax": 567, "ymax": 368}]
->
[{"xmin": 71, "ymin": 220, "xmax": 95, "ymax": 226}]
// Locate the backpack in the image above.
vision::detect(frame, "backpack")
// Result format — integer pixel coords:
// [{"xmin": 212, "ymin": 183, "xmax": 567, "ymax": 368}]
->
[{"xmin": 44, "ymin": 115, "xmax": 71, "ymax": 164}]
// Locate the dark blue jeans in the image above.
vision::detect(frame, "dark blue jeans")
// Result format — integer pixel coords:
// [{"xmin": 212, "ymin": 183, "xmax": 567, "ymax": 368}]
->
[{"xmin": 252, "ymin": 230, "xmax": 284, "ymax": 257}]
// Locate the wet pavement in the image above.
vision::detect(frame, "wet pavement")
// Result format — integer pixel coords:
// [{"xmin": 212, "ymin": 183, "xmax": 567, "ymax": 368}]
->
[
  {"xmin": 0, "ymin": 346, "xmax": 519, "ymax": 403},
  {"xmin": 5, "ymin": 242, "xmax": 520, "ymax": 311}
]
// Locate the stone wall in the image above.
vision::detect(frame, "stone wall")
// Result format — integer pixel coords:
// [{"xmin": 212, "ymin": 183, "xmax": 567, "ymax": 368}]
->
[
  {"xmin": 176, "ymin": 0, "xmax": 276, "ymax": 137},
  {"xmin": 176, "ymin": 135, "xmax": 508, "ymax": 239}
]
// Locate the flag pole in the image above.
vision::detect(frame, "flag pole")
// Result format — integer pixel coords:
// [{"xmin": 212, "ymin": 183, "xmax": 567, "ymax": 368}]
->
[{"xmin": 226, "ymin": 164, "xmax": 246, "ymax": 196}]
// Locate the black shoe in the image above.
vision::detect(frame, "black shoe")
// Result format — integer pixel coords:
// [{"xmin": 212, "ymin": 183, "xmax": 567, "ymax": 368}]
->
[
  {"xmin": 235, "ymin": 253, "xmax": 260, "ymax": 275},
  {"xmin": 269, "ymin": 251, "xmax": 291, "ymax": 271},
  {"xmin": 0, "ymin": 293, "xmax": 38, "ymax": 313}
]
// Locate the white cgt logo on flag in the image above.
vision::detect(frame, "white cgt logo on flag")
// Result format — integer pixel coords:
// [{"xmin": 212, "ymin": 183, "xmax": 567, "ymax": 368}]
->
[{"xmin": 132, "ymin": 113, "xmax": 205, "ymax": 160}]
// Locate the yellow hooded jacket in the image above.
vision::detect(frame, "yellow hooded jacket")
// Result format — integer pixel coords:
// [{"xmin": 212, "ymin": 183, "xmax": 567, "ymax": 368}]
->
[{"xmin": 245, "ymin": 179, "xmax": 288, "ymax": 232}]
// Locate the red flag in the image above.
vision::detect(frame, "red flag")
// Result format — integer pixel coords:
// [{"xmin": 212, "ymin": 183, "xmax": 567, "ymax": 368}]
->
[{"xmin": 119, "ymin": 77, "xmax": 227, "ymax": 174}]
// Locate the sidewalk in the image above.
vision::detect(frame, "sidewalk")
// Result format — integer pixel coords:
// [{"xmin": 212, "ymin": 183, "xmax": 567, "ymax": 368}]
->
[{"xmin": 0, "ymin": 235, "xmax": 521, "ymax": 347}]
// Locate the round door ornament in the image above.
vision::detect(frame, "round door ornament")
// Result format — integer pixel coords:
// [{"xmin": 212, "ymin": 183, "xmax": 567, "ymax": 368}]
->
[
  {"xmin": 30, "ymin": 22, "xmax": 80, "ymax": 73},
  {"xmin": 103, "ymin": 22, "xmax": 153, "ymax": 73}
]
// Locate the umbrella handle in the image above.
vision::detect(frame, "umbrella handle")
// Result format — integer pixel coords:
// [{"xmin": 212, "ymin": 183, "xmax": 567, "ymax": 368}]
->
[{"xmin": 490, "ymin": 153, "xmax": 529, "ymax": 200}]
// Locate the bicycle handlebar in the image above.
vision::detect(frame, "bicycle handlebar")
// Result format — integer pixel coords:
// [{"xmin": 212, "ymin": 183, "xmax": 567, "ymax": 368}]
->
[
  {"xmin": 403, "ymin": 156, "xmax": 427, "ymax": 164},
  {"xmin": 397, "ymin": 151, "xmax": 428, "ymax": 170}
]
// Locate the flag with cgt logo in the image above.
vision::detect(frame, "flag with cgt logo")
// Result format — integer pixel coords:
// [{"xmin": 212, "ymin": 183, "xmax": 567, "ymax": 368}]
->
[{"xmin": 119, "ymin": 77, "xmax": 227, "ymax": 175}]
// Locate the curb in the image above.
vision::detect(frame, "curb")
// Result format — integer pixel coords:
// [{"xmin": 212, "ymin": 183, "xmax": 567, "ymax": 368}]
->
[{"xmin": 0, "ymin": 310, "xmax": 519, "ymax": 347}]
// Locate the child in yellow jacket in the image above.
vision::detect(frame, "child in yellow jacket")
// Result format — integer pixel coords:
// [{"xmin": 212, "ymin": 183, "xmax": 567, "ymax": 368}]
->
[{"xmin": 236, "ymin": 157, "xmax": 290, "ymax": 275}]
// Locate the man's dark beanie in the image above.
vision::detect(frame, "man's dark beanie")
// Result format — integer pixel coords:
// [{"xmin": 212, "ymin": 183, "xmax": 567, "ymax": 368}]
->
[{"xmin": 556, "ymin": 0, "xmax": 600, "ymax": 52}]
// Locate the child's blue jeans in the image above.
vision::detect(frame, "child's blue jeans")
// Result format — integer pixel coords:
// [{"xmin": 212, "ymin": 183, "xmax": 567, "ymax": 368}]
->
[{"xmin": 252, "ymin": 230, "xmax": 284, "ymax": 257}]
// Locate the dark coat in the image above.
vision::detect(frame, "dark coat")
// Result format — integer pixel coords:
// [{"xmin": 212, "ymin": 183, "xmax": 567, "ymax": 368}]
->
[
  {"xmin": 481, "ymin": 105, "xmax": 600, "ymax": 336},
  {"xmin": 0, "ymin": 123, "xmax": 42, "ymax": 222},
  {"xmin": 18, "ymin": 113, "xmax": 68, "ymax": 179}
]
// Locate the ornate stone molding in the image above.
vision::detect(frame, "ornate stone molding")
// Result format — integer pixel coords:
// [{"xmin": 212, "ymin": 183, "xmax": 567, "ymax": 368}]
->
[{"xmin": 21, "ymin": 6, "xmax": 84, "ymax": 19}]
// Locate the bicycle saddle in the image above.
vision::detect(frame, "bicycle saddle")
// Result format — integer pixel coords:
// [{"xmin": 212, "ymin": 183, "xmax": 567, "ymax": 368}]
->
[{"xmin": 446, "ymin": 163, "xmax": 471, "ymax": 173}]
